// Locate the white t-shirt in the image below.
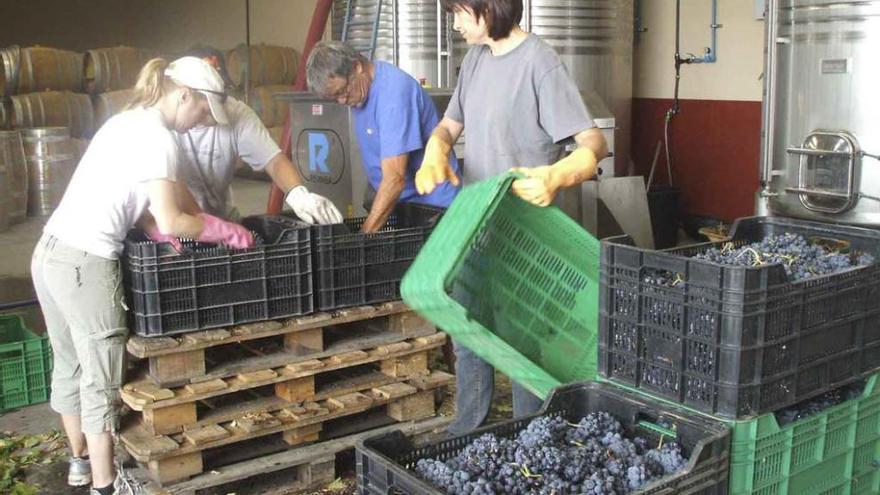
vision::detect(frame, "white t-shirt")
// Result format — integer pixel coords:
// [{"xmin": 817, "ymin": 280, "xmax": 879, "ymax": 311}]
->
[
  {"xmin": 44, "ymin": 107, "xmax": 180, "ymax": 259},
  {"xmin": 176, "ymin": 97, "xmax": 281, "ymax": 217}
]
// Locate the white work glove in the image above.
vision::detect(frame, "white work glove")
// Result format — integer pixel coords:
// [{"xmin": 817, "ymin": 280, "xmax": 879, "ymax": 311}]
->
[{"xmin": 285, "ymin": 186, "xmax": 343, "ymax": 225}]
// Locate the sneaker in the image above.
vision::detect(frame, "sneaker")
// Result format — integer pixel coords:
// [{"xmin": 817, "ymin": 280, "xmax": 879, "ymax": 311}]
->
[
  {"xmin": 87, "ymin": 467, "xmax": 144, "ymax": 495},
  {"xmin": 68, "ymin": 456, "xmax": 91, "ymax": 487},
  {"xmin": 113, "ymin": 466, "xmax": 144, "ymax": 495}
]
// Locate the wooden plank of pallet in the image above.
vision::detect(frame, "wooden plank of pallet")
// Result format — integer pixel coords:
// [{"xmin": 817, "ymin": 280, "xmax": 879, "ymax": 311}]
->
[
  {"xmin": 237, "ymin": 369, "xmax": 278, "ymax": 383},
  {"xmin": 147, "ymin": 451, "xmax": 202, "ymax": 485},
  {"xmin": 282, "ymin": 423, "xmax": 323, "ymax": 446},
  {"xmin": 149, "ymin": 322, "xmax": 436, "ymax": 388},
  {"xmin": 233, "ymin": 412, "xmax": 282, "ymax": 433},
  {"xmin": 122, "ymin": 334, "xmax": 446, "ymax": 412},
  {"xmin": 326, "ymin": 349, "xmax": 369, "ymax": 365},
  {"xmin": 181, "ymin": 328, "xmax": 231, "ymax": 346},
  {"xmin": 183, "ymin": 379, "xmax": 227, "ymax": 395},
  {"xmin": 284, "ymin": 327, "xmax": 323, "ymax": 355},
  {"xmin": 148, "ymin": 350, "xmax": 207, "ymax": 386},
  {"xmin": 371, "ymin": 341, "xmax": 413, "ymax": 356},
  {"xmin": 415, "ymin": 332, "xmax": 446, "ymax": 346},
  {"xmin": 409, "ymin": 370, "xmax": 455, "ymax": 391},
  {"xmin": 372, "ymin": 382, "xmax": 418, "ymax": 400},
  {"xmin": 139, "ymin": 415, "xmax": 452, "ymax": 495},
  {"xmin": 380, "ymin": 351, "xmax": 429, "ymax": 377},
  {"xmin": 327, "ymin": 391, "xmax": 374, "ymax": 410},
  {"xmin": 121, "ymin": 372, "xmax": 452, "ymax": 464},
  {"xmin": 143, "ymin": 403, "xmax": 197, "ymax": 436},
  {"xmin": 285, "ymin": 359, "xmax": 324, "ymax": 372},
  {"xmin": 388, "ymin": 390, "xmax": 436, "ymax": 422},
  {"xmin": 183, "ymin": 424, "xmax": 229, "ymax": 446},
  {"xmin": 274, "ymin": 375, "xmax": 316, "ymax": 403},
  {"xmin": 280, "ymin": 402, "xmax": 329, "ymax": 422},
  {"xmin": 127, "ymin": 301, "xmax": 414, "ymax": 359}
]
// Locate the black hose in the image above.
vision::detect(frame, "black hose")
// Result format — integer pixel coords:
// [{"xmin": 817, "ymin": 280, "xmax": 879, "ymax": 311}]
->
[
  {"xmin": 663, "ymin": 0, "xmax": 699, "ymax": 185},
  {"xmin": 0, "ymin": 299, "xmax": 38, "ymax": 311}
]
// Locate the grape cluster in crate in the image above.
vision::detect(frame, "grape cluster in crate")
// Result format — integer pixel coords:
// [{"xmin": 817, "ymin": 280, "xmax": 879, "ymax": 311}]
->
[{"xmin": 415, "ymin": 413, "xmax": 686, "ymax": 495}]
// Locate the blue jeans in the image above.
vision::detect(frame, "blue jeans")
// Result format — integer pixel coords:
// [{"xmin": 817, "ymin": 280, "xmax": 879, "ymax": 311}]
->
[{"xmin": 447, "ymin": 340, "xmax": 544, "ymax": 436}]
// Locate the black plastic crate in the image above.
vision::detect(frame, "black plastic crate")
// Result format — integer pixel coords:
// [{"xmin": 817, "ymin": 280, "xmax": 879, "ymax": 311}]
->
[
  {"xmin": 599, "ymin": 215, "xmax": 880, "ymax": 419},
  {"xmin": 313, "ymin": 203, "xmax": 443, "ymax": 311},
  {"xmin": 124, "ymin": 215, "xmax": 313, "ymax": 337},
  {"xmin": 356, "ymin": 381, "xmax": 729, "ymax": 495}
]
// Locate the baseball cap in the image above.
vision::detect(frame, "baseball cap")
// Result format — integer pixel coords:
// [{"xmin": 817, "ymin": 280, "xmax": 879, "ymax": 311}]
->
[{"xmin": 165, "ymin": 56, "xmax": 229, "ymax": 125}]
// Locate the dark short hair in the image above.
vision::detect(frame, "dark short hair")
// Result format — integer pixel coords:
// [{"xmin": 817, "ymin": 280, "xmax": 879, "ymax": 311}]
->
[
  {"xmin": 185, "ymin": 44, "xmax": 233, "ymax": 88},
  {"xmin": 440, "ymin": 0, "xmax": 522, "ymax": 40}
]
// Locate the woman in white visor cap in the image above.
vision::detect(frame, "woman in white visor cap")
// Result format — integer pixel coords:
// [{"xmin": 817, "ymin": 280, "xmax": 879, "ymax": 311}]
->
[{"xmin": 31, "ymin": 56, "xmax": 253, "ymax": 495}]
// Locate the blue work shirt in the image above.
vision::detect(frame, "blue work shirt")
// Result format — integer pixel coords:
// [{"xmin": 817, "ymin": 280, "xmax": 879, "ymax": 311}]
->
[{"xmin": 352, "ymin": 61, "xmax": 460, "ymax": 208}]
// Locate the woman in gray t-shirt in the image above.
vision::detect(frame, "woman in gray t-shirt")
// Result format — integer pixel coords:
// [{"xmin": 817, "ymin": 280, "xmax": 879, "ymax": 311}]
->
[{"xmin": 414, "ymin": 0, "xmax": 609, "ymax": 435}]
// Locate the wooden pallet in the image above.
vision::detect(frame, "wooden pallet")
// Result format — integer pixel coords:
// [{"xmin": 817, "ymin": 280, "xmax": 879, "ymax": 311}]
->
[
  {"xmin": 121, "ymin": 373, "xmax": 452, "ymax": 485},
  {"xmin": 123, "ymin": 333, "xmax": 446, "ymax": 433},
  {"xmin": 135, "ymin": 359, "xmax": 450, "ymax": 437},
  {"xmin": 131, "ymin": 415, "xmax": 451, "ymax": 495},
  {"xmin": 128, "ymin": 302, "xmax": 430, "ymax": 387}
]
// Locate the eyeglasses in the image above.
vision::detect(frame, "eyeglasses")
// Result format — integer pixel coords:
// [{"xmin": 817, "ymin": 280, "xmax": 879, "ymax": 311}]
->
[
  {"xmin": 190, "ymin": 87, "xmax": 228, "ymax": 104},
  {"xmin": 323, "ymin": 73, "xmax": 355, "ymax": 102}
]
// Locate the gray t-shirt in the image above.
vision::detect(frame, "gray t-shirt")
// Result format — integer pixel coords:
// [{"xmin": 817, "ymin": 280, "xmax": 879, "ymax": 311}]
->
[{"xmin": 446, "ymin": 34, "xmax": 595, "ymax": 184}]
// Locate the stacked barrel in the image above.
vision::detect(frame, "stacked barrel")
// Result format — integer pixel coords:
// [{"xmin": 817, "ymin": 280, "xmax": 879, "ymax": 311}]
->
[
  {"xmin": 0, "ymin": 44, "xmax": 163, "ymax": 222},
  {"xmin": 0, "ymin": 46, "xmax": 85, "ymax": 226},
  {"xmin": 227, "ymin": 44, "xmax": 299, "ymax": 180}
]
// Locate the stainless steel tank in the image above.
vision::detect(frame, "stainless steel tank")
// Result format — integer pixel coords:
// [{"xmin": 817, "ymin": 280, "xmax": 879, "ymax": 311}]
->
[
  {"xmin": 333, "ymin": 0, "xmax": 448, "ymax": 87},
  {"xmin": 21, "ymin": 127, "xmax": 77, "ymax": 217},
  {"xmin": 524, "ymin": 0, "xmax": 633, "ymax": 175},
  {"xmin": 761, "ymin": 0, "xmax": 880, "ymax": 226}
]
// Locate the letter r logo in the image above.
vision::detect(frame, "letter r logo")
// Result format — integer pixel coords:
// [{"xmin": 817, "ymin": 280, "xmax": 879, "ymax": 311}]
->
[{"xmin": 308, "ymin": 132, "xmax": 330, "ymax": 173}]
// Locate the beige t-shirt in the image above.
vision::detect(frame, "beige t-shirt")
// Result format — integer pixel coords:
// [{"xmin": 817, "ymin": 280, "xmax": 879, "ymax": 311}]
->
[{"xmin": 176, "ymin": 97, "xmax": 281, "ymax": 217}]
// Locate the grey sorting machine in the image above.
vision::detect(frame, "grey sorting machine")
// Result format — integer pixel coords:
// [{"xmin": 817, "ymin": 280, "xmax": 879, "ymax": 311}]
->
[{"xmin": 275, "ymin": 89, "xmax": 654, "ymax": 247}]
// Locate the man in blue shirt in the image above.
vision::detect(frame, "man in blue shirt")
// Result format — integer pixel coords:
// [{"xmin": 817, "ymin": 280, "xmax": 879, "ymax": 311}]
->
[{"xmin": 305, "ymin": 41, "xmax": 461, "ymax": 232}]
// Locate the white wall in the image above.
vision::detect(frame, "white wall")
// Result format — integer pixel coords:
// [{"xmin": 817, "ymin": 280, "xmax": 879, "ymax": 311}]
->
[
  {"xmin": 249, "ymin": 0, "xmax": 322, "ymax": 52},
  {"xmin": 635, "ymin": 0, "xmax": 765, "ymax": 101},
  {"xmin": 0, "ymin": 0, "xmax": 247, "ymax": 54}
]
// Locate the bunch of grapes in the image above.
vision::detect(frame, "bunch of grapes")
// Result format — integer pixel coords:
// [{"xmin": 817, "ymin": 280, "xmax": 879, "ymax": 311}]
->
[
  {"xmin": 775, "ymin": 380, "xmax": 866, "ymax": 425},
  {"xmin": 413, "ymin": 412, "xmax": 687, "ymax": 495},
  {"xmin": 694, "ymin": 233, "xmax": 873, "ymax": 281}
]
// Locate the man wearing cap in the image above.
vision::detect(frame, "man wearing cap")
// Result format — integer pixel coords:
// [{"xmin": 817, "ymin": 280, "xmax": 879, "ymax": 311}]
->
[{"xmin": 171, "ymin": 45, "xmax": 342, "ymax": 224}]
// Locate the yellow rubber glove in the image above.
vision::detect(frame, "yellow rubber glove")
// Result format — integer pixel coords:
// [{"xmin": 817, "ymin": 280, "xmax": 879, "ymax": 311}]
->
[
  {"xmin": 511, "ymin": 148, "xmax": 598, "ymax": 207},
  {"xmin": 415, "ymin": 135, "xmax": 460, "ymax": 195}
]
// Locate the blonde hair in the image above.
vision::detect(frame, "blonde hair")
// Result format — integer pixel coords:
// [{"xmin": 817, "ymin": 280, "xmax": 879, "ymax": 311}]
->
[{"xmin": 125, "ymin": 58, "xmax": 179, "ymax": 110}]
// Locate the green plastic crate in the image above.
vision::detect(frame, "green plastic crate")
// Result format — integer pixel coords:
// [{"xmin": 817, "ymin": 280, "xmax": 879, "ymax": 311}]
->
[
  {"xmin": 401, "ymin": 173, "xmax": 600, "ymax": 399},
  {"xmin": 0, "ymin": 315, "xmax": 53, "ymax": 413},
  {"xmin": 602, "ymin": 374, "xmax": 880, "ymax": 494}
]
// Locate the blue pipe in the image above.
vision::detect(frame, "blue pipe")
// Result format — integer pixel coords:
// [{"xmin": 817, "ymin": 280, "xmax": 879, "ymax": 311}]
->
[{"xmin": 688, "ymin": 0, "xmax": 719, "ymax": 64}]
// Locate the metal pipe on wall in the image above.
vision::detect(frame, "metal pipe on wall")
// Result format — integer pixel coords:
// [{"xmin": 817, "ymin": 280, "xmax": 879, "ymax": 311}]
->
[{"xmin": 685, "ymin": 0, "xmax": 720, "ymax": 64}]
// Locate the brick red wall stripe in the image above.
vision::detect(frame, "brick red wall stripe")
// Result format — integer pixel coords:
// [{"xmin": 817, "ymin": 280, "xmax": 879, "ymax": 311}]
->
[{"xmin": 630, "ymin": 98, "xmax": 762, "ymax": 222}]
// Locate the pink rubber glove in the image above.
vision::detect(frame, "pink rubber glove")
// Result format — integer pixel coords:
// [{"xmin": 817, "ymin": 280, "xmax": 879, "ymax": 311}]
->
[
  {"xmin": 197, "ymin": 213, "xmax": 254, "ymax": 249},
  {"xmin": 144, "ymin": 224, "xmax": 183, "ymax": 252}
]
